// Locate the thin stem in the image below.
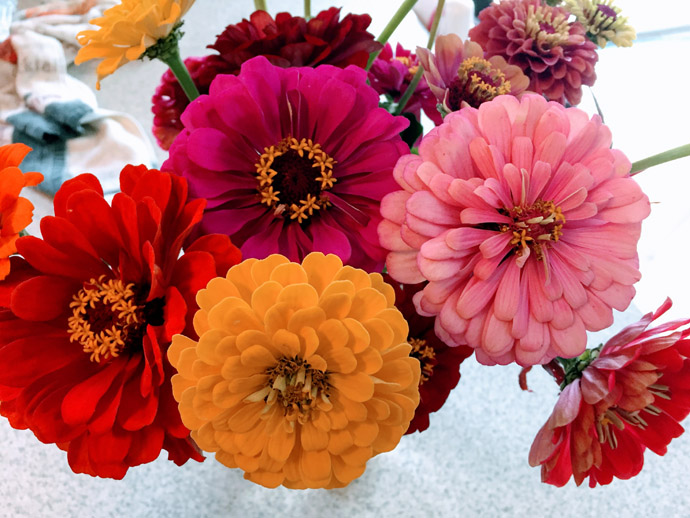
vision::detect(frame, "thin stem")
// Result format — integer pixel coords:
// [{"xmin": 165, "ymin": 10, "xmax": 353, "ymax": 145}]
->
[
  {"xmin": 630, "ymin": 143, "xmax": 690, "ymax": 175},
  {"xmin": 365, "ymin": 0, "xmax": 419, "ymax": 71},
  {"xmin": 394, "ymin": 0, "xmax": 445, "ymax": 115},
  {"xmin": 254, "ymin": 0, "xmax": 267, "ymax": 11},
  {"xmin": 304, "ymin": 0, "xmax": 311, "ymax": 20},
  {"xmin": 159, "ymin": 45, "xmax": 199, "ymax": 102}
]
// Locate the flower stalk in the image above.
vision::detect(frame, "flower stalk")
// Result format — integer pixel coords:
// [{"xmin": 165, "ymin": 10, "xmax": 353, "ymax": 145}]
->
[
  {"xmin": 254, "ymin": 0, "xmax": 267, "ymax": 11},
  {"xmin": 395, "ymin": 0, "xmax": 445, "ymax": 115},
  {"xmin": 304, "ymin": 0, "xmax": 311, "ymax": 19},
  {"xmin": 366, "ymin": 0, "xmax": 418, "ymax": 71},
  {"xmin": 630, "ymin": 143, "xmax": 690, "ymax": 175},
  {"xmin": 158, "ymin": 44, "xmax": 199, "ymax": 102}
]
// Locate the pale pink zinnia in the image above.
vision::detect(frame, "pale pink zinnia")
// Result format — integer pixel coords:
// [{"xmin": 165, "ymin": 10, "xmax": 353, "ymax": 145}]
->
[
  {"xmin": 378, "ymin": 94, "xmax": 650, "ymax": 366},
  {"xmin": 416, "ymin": 34, "xmax": 529, "ymax": 113},
  {"xmin": 529, "ymin": 299, "xmax": 690, "ymax": 487}
]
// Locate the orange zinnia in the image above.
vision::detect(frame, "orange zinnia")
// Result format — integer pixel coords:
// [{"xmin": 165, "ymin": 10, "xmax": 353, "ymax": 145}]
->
[
  {"xmin": 169, "ymin": 252, "xmax": 421, "ymax": 489},
  {"xmin": 0, "ymin": 144, "xmax": 42, "ymax": 280}
]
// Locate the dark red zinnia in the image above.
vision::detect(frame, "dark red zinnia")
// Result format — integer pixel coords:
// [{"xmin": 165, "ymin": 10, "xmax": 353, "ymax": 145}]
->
[
  {"xmin": 151, "ymin": 8, "xmax": 381, "ymax": 150},
  {"xmin": 384, "ymin": 275, "xmax": 474, "ymax": 434},
  {"xmin": 0, "ymin": 165, "xmax": 241, "ymax": 479},
  {"xmin": 468, "ymin": 0, "xmax": 598, "ymax": 105}
]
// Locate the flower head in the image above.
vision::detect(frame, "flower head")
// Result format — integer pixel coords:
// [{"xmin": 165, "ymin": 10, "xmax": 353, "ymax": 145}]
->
[
  {"xmin": 0, "ymin": 165, "xmax": 241, "ymax": 478},
  {"xmin": 379, "ymin": 94, "xmax": 650, "ymax": 366},
  {"xmin": 564, "ymin": 0, "xmax": 636, "ymax": 48},
  {"xmin": 210, "ymin": 8, "xmax": 381, "ymax": 73},
  {"xmin": 529, "ymin": 299, "xmax": 690, "ymax": 487},
  {"xmin": 0, "ymin": 144, "xmax": 42, "ymax": 280},
  {"xmin": 468, "ymin": 0, "xmax": 598, "ymax": 105},
  {"xmin": 75, "ymin": 0, "xmax": 195, "ymax": 88},
  {"xmin": 152, "ymin": 54, "xmax": 232, "ymax": 150},
  {"xmin": 417, "ymin": 34, "xmax": 530, "ymax": 113},
  {"xmin": 168, "ymin": 252, "xmax": 420, "ymax": 488},
  {"xmin": 368, "ymin": 43, "xmax": 443, "ymax": 125},
  {"xmin": 164, "ymin": 56, "xmax": 409, "ymax": 273},
  {"xmin": 384, "ymin": 276, "xmax": 473, "ymax": 434}
]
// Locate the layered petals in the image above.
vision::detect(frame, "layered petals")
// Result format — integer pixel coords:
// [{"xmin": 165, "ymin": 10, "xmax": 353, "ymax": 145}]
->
[
  {"xmin": 0, "ymin": 164, "xmax": 241, "ymax": 478},
  {"xmin": 169, "ymin": 252, "xmax": 420, "ymax": 489},
  {"xmin": 379, "ymin": 94, "xmax": 649, "ymax": 366}
]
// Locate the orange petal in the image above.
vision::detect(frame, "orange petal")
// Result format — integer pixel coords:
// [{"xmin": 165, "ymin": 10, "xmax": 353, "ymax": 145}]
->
[
  {"xmin": 302, "ymin": 252, "xmax": 343, "ymax": 294},
  {"xmin": 330, "ymin": 372, "xmax": 374, "ymax": 403},
  {"xmin": 300, "ymin": 422, "xmax": 329, "ymax": 451},
  {"xmin": 269, "ymin": 262, "xmax": 308, "ymax": 286},
  {"xmin": 300, "ymin": 449, "xmax": 331, "ymax": 482}
]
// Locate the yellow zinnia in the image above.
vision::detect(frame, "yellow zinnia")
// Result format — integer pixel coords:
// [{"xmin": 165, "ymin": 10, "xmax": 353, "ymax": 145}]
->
[
  {"xmin": 168, "ymin": 253, "xmax": 421, "ymax": 489},
  {"xmin": 75, "ymin": 0, "xmax": 195, "ymax": 88}
]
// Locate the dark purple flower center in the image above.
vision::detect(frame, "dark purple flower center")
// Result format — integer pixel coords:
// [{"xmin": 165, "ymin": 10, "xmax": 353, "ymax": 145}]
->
[
  {"xmin": 596, "ymin": 3, "xmax": 617, "ymax": 19},
  {"xmin": 255, "ymin": 137, "xmax": 337, "ymax": 224},
  {"xmin": 447, "ymin": 57, "xmax": 511, "ymax": 111},
  {"xmin": 539, "ymin": 22, "xmax": 556, "ymax": 34},
  {"xmin": 409, "ymin": 338, "xmax": 436, "ymax": 385},
  {"xmin": 67, "ymin": 277, "xmax": 163, "ymax": 363}
]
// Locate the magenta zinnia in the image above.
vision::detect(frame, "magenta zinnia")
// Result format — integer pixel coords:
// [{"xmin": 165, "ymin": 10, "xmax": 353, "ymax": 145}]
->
[
  {"xmin": 468, "ymin": 0, "xmax": 598, "ymax": 106},
  {"xmin": 164, "ymin": 56, "xmax": 409, "ymax": 272},
  {"xmin": 379, "ymin": 94, "xmax": 650, "ymax": 366}
]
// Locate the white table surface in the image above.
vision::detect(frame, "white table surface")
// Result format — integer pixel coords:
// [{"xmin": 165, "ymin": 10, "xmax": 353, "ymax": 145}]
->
[{"xmin": 5, "ymin": 1, "xmax": 690, "ymax": 516}]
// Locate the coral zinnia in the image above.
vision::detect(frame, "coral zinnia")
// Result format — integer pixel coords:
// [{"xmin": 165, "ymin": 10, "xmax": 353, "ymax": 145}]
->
[
  {"xmin": 210, "ymin": 8, "xmax": 380, "ymax": 72},
  {"xmin": 468, "ymin": 0, "xmax": 598, "ymax": 105},
  {"xmin": 379, "ymin": 94, "xmax": 650, "ymax": 366},
  {"xmin": 0, "ymin": 144, "xmax": 42, "ymax": 281},
  {"xmin": 0, "ymin": 165, "xmax": 241, "ymax": 479},
  {"xmin": 164, "ymin": 56, "xmax": 409, "ymax": 272},
  {"xmin": 152, "ymin": 54, "xmax": 232, "ymax": 150},
  {"xmin": 368, "ymin": 43, "xmax": 443, "ymax": 126},
  {"xmin": 416, "ymin": 34, "xmax": 529, "ymax": 113},
  {"xmin": 529, "ymin": 299, "xmax": 690, "ymax": 487},
  {"xmin": 151, "ymin": 7, "xmax": 381, "ymax": 151},
  {"xmin": 168, "ymin": 252, "xmax": 420, "ymax": 489},
  {"xmin": 75, "ymin": 0, "xmax": 195, "ymax": 88},
  {"xmin": 384, "ymin": 275, "xmax": 473, "ymax": 434}
]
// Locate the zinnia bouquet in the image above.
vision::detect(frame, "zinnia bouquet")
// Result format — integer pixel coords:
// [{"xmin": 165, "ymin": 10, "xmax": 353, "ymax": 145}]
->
[{"xmin": 2, "ymin": 0, "xmax": 690, "ymax": 502}]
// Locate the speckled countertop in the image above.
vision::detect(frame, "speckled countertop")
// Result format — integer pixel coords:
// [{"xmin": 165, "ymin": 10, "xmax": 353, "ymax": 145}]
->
[{"xmin": 4, "ymin": 1, "xmax": 690, "ymax": 517}]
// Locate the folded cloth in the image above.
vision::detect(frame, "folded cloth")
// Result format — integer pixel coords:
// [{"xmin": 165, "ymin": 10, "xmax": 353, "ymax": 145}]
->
[{"xmin": 0, "ymin": 0, "xmax": 155, "ymax": 196}]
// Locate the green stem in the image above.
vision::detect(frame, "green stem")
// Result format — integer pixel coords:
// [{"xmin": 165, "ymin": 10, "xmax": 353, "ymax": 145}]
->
[
  {"xmin": 159, "ymin": 45, "xmax": 199, "ymax": 102},
  {"xmin": 304, "ymin": 0, "xmax": 311, "ymax": 19},
  {"xmin": 19, "ymin": 229, "xmax": 29, "ymax": 238},
  {"xmin": 254, "ymin": 0, "xmax": 267, "ymax": 11},
  {"xmin": 365, "ymin": 0, "xmax": 419, "ymax": 71},
  {"xmin": 630, "ymin": 143, "xmax": 690, "ymax": 175},
  {"xmin": 394, "ymin": 0, "xmax": 445, "ymax": 116}
]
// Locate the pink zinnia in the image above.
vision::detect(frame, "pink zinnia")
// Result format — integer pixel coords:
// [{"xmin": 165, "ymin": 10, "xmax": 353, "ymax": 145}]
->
[
  {"xmin": 416, "ymin": 34, "xmax": 529, "ymax": 112},
  {"xmin": 468, "ymin": 0, "xmax": 598, "ymax": 106},
  {"xmin": 379, "ymin": 94, "xmax": 650, "ymax": 366},
  {"xmin": 164, "ymin": 56, "xmax": 409, "ymax": 272},
  {"xmin": 368, "ymin": 43, "xmax": 443, "ymax": 126},
  {"xmin": 529, "ymin": 299, "xmax": 690, "ymax": 487}
]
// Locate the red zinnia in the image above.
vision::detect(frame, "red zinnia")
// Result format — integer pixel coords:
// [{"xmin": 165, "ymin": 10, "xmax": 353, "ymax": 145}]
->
[
  {"xmin": 385, "ymin": 275, "xmax": 473, "ymax": 434},
  {"xmin": 468, "ymin": 0, "xmax": 598, "ymax": 105},
  {"xmin": 151, "ymin": 8, "xmax": 381, "ymax": 150},
  {"xmin": 0, "ymin": 165, "xmax": 241, "ymax": 479},
  {"xmin": 152, "ymin": 55, "xmax": 232, "ymax": 150},
  {"xmin": 529, "ymin": 299, "xmax": 690, "ymax": 487}
]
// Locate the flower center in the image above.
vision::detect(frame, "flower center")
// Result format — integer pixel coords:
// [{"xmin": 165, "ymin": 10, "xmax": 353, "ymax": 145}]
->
[
  {"xmin": 448, "ymin": 57, "xmax": 511, "ymax": 110},
  {"xmin": 67, "ymin": 276, "xmax": 163, "ymax": 363},
  {"xmin": 596, "ymin": 386, "xmax": 668, "ymax": 449},
  {"xmin": 525, "ymin": 4, "xmax": 571, "ymax": 47},
  {"xmin": 596, "ymin": 3, "xmax": 617, "ymax": 20},
  {"xmin": 248, "ymin": 356, "xmax": 332, "ymax": 425},
  {"xmin": 408, "ymin": 338, "xmax": 436, "ymax": 385},
  {"xmin": 395, "ymin": 55, "xmax": 419, "ymax": 77},
  {"xmin": 500, "ymin": 199, "xmax": 565, "ymax": 264},
  {"xmin": 255, "ymin": 137, "xmax": 337, "ymax": 224}
]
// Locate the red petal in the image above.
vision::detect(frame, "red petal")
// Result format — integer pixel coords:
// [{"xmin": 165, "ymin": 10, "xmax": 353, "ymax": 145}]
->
[
  {"xmin": 185, "ymin": 233, "xmax": 242, "ymax": 277},
  {"xmin": 53, "ymin": 174, "xmax": 103, "ymax": 219},
  {"xmin": 10, "ymin": 275, "xmax": 78, "ymax": 321},
  {"xmin": 124, "ymin": 426, "xmax": 165, "ymax": 466},
  {"xmin": 0, "ymin": 257, "xmax": 38, "ymax": 307}
]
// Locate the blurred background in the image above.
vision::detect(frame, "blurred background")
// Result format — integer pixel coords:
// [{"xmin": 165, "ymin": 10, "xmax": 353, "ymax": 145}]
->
[{"xmin": 2, "ymin": 0, "xmax": 690, "ymax": 516}]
